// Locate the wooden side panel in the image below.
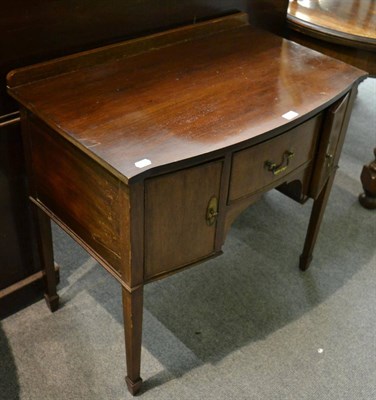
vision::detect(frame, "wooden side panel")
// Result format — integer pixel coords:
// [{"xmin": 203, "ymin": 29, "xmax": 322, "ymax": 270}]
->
[
  {"xmin": 26, "ymin": 116, "xmax": 122, "ymax": 273},
  {"xmin": 310, "ymin": 93, "xmax": 350, "ymax": 198},
  {"xmin": 144, "ymin": 161, "xmax": 223, "ymax": 280}
]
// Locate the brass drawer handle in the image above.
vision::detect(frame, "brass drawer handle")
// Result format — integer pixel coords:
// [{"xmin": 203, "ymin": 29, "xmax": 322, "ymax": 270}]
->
[
  {"xmin": 265, "ymin": 150, "xmax": 295, "ymax": 176},
  {"xmin": 206, "ymin": 196, "xmax": 219, "ymax": 226}
]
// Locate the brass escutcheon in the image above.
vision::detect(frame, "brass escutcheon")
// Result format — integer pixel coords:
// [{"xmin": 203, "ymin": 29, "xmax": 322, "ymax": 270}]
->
[{"xmin": 206, "ymin": 196, "xmax": 219, "ymax": 226}]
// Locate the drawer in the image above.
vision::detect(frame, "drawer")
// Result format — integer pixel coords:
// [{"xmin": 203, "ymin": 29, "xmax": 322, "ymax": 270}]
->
[{"xmin": 228, "ymin": 114, "xmax": 322, "ymax": 202}]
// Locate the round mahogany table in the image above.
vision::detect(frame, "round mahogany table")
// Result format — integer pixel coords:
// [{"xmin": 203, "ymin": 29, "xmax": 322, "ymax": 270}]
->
[
  {"xmin": 287, "ymin": 0, "xmax": 376, "ymax": 75},
  {"xmin": 287, "ymin": 0, "xmax": 376, "ymax": 209}
]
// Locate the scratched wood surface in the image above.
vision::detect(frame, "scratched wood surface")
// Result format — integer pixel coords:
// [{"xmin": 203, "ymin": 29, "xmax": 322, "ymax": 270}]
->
[{"xmin": 8, "ymin": 14, "xmax": 365, "ymax": 184}]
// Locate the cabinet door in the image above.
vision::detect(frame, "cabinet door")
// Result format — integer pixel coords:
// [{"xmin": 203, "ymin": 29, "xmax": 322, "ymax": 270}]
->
[
  {"xmin": 144, "ymin": 161, "xmax": 223, "ymax": 280},
  {"xmin": 310, "ymin": 93, "xmax": 350, "ymax": 198}
]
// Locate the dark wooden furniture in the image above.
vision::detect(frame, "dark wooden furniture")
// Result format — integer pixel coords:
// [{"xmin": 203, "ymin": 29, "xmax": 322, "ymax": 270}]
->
[
  {"xmin": 287, "ymin": 0, "xmax": 376, "ymax": 75},
  {"xmin": 7, "ymin": 13, "xmax": 366, "ymax": 395},
  {"xmin": 0, "ymin": 111, "xmax": 42, "ymax": 318},
  {"xmin": 359, "ymin": 148, "xmax": 376, "ymax": 209},
  {"xmin": 0, "ymin": 0, "xmax": 290, "ymax": 317},
  {"xmin": 287, "ymin": 0, "xmax": 376, "ymax": 209}
]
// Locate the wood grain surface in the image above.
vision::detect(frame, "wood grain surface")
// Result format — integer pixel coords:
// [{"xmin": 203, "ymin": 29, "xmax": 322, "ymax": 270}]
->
[
  {"xmin": 9, "ymin": 13, "xmax": 368, "ymax": 394},
  {"xmin": 288, "ymin": 0, "xmax": 376, "ymax": 47},
  {"xmin": 8, "ymin": 15, "xmax": 365, "ymax": 184}
]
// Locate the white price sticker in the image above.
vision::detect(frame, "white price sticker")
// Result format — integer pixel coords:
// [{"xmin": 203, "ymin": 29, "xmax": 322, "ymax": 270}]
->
[
  {"xmin": 135, "ymin": 159, "xmax": 152, "ymax": 168},
  {"xmin": 282, "ymin": 111, "xmax": 299, "ymax": 120}
]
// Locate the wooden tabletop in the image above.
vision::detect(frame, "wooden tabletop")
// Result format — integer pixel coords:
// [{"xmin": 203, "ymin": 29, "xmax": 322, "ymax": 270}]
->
[
  {"xmin": 288, "ymin": 0, "xmax": 376, "ymax": 49},
  {"xmin": 7, "ymin": 13, "xmax": 366, "ymax": 183}
]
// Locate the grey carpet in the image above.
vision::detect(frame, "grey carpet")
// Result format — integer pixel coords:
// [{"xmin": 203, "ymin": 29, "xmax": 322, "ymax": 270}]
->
[{"xmin": 1, "ymin": 78, "xmax": 375, "ymax": 400}]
